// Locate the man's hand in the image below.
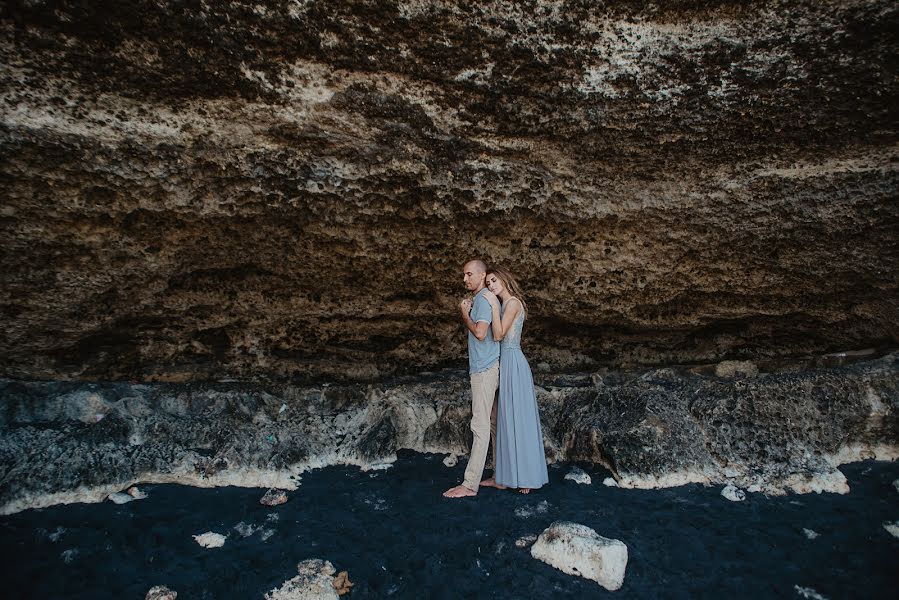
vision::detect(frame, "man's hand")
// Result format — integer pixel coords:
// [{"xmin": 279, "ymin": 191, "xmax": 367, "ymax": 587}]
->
[{"xmin": 460, "ymin": 298, "xmax": 473, "ymax": 316}]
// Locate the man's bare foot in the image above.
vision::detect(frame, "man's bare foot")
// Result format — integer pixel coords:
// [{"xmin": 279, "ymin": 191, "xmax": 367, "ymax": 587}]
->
[
  {"xmin": 479, "ymin": 477, "xmax": 508, "ymax": 490},
  {"xmin": 518, "ymin": 488, "xmax": 531, "ymax": 494},
  {"xmin": 443, "ymin": 485, "xmax": 477, "ymax": 498}
]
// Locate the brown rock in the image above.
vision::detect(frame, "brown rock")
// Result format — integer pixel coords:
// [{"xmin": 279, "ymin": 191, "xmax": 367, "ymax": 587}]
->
[
  {"xmin": 332, "ymin": 571, "xmax": 354, "ymax": 596},
  {"xmin": 260, "ymin": 488, "xmax": 289, "ymax": 506}
]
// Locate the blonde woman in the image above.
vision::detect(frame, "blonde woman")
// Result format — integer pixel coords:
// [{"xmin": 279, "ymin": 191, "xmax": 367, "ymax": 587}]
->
[{"xmin": 480, "ymin": 267, "xmax": 549, "ymax": 494}]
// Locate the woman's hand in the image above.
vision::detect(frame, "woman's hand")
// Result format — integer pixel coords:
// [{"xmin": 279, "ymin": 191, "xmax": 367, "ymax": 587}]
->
[{"xmin": 483, "ymin": 290, "xmax": 499, "ymax": 308}]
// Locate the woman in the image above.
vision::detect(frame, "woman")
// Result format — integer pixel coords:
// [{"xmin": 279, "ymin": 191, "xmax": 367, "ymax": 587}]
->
[{"xmin": 480, "ymin": 267, "xmax": 549, "ymax": 494}]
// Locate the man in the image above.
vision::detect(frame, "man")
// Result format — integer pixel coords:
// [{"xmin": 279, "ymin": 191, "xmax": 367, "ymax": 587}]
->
[{"xmin": 443, "ymin": 259, "xmax": 500, "ymax": 498}]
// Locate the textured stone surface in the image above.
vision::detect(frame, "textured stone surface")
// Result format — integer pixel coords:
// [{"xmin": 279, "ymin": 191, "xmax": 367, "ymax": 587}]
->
[
  {"xmin": 531, "ymin": 521, "xmax": 628, "ymax": 591},
  {"xmin": 1, "ymin": 353, "xmax": 896, "ymax": 514},
  {"xmin": 265, "ymin": 559, "xmax": 339, "ymax": 600},
  {"xmin": 1, "ymin": 1, "xmax": 897, "ymax": 382}
]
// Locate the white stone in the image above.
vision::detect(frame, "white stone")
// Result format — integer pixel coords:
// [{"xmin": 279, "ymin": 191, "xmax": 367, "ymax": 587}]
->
[
  {"xmin": 602, "ymin": 477, "xmax": 619, "ymax": 488},
  {"xmin": 127, "ymin": 486, "xmax": 148, "ymax": 499},
  {"xmin": 193, "ymin": 532, "xmax": 226, "ymax": 548},
  {"xmin": 802, "ymin": 528, "xmax": 819, "ymax": 540},
  {"xmin": 721, "ymin": 484, "xmax": 746, "ymax": 502},
  {"xmin": 883, "ymin": 521, "xmax": 899, "ymax": 538},
  {"xmin": 265, "ymin": 559, "xmax": 339, "ymax": 600},
  {"xmin": 515, "ymin": 534, "xmax": 538, "ymax": 548},
  {"xmin": 145, "ymin": 586, "xmax": 178, "ymax": 600},
  {"xmin": 794, "ymin": 585, "xmax": 829, "ymax": 600},
  {"xmin": 108, "ymin": 492, "xmax": 134, "ymax": 504},
  {"xmin": 442, "ymin": 454, "xmax": 458, "ymax": 467},
  {"xmin": 564, "ymin": 467, "xmax": 592, "ymax": 485},
  {"xmin": 530, "ymin": 521, "xmax": 628, "ymax": 591}
]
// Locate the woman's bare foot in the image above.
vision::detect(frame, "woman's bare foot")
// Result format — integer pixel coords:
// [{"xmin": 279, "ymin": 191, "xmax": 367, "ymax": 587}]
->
[
  {"xmin": 443, "ymin": 484, "xmax": 477, "ymax": 498},
  {"xmin": 479, "ymin": 477, "xmax": 508, "ymax": 490},
  {"xmin": 518, "ymin": 488, "xmax": 531, "ymax": 494}
]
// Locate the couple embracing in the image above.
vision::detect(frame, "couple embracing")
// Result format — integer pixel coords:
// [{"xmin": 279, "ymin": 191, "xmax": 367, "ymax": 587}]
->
[{"xmin": 443, "ymin": 260, "xmax": 549, "ymax": 499}]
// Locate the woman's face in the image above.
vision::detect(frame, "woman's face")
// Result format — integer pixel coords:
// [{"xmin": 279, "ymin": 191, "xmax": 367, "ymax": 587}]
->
[{"xmin": 486, "ymin": 273, "xmax": 505, "ymax": 295}]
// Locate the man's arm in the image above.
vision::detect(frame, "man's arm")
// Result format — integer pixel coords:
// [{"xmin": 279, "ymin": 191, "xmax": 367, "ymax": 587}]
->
[{"xmin": 461, "ymin": 310, "xmax": 490, "ymax": 341}]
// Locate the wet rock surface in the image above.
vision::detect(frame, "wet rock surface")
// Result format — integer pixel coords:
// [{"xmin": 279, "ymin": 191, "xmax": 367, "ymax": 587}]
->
[
  {"xmin": 1, "ymin": 1, "xmax": 897, "ymax": 382},
  {"xmin": 1, "ymin": 353, "xmax": 896, "ymax": 514}
]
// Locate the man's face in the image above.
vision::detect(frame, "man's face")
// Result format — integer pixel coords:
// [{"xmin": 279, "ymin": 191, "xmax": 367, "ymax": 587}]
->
[{"xmin": 462, "ymin": 264, "xmax": 485, "ymax": 292}]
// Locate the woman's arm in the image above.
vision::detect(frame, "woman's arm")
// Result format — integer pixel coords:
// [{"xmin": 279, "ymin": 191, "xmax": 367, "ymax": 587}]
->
[{"xmin": 487, "ymin": 296, "xmax": 521, "ymax": 341}]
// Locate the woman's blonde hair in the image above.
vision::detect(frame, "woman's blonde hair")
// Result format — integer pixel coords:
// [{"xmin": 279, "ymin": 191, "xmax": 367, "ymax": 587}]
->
[{"xmin": 486, "ymin": 266, "xmax": 528, "ymax": 316}]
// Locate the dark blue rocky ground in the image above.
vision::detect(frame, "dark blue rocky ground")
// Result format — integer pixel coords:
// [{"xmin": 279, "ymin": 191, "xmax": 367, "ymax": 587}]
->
[{"xmin": 1, "ymin": 452, "xmax": 897, "ymax": 599}]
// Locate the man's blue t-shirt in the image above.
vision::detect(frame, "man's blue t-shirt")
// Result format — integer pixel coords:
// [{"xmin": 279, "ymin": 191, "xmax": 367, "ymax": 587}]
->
[{"xmin": 468, "ymin": 288, "xmax": 500, "ymax": 374}]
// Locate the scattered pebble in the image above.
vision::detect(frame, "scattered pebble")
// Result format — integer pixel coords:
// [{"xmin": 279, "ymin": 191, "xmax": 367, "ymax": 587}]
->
[
  {"xmin": 127, "ymin": 486, "xmax": 148, "ymax": 499},
  {"xmin": 515, "ymin": 534, "xmax": 538, "ymax": 548},
  {"xmin": 259, "ymin": 528, "xmax": 275, "ymax": 542},
  {"xmin": 332, "ymin": 571, "xmax": 354, "ymax": 596},
  {"xmin": 515, "ymin": 500, "xmax": 550, "ymax": 518},
  {"xmin": 794, "ymin": 585, "xmax": 829, "ymax": 600},
  {"xmin": 145, "ymin": 585, "xmax": 178, "ymax": 600},
  {"xmin": 233, "ymin": 522, "xmax": 259, "ymax": 538},
  {"xmin": 193, "ymin": 532, "xmax": 226, "ymax": 548},
  {"xmin": 883, "ymin": 521, "xmax": 899, "ymax": 538},
  {"xmin": 108, "ymin": 492, "xmax": 134, "ymax": 504},
  {"xmin": 266, "ymin": 513, "xmax": 280, "ymax": 523},
  {"xmin": 443, "ymin": 454, "xmax": 458, "ymax": 467},
  {"xmin": 802, "ymin": 528, "xmax": 819, "ymax": 540},
  {"xmin": 721, "ymin": 484, "xmax": 746, "ymax": 502},
  {"xmin": 564, "ymin": 467, "xmax": 592, "ymax": 485},
  {"xmin": 602, "ymin": 477, "xmax": 619, "ymax": 488},
  {"xmin": 260, "ymin": 488, "xmax": 289, "ymax": 506},
  {"xmin": 47, "ymin": 526, "xmax": 66, "ymax": 542},
  {"xmin": 60, "ymin": 549, "xmax": 79, "ymax": 564}
]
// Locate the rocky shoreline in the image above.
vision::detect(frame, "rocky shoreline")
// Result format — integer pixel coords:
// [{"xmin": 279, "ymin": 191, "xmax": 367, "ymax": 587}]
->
[{"xmin": 2, "ymin": 352, "xmax": 896, "ymax": 515}]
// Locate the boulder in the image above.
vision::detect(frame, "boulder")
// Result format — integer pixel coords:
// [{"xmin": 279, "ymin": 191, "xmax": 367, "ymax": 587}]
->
[
  {"xmin": 602, "ymin": 477, "xmax": 619, "ymax": 488},
  {"xmin": 260, "ymin": 489, "xmax": 289, "ymax": 506},
  {"xmin": 530, "ymin": 521, "xmax": 628, "ymax": 591},
  {"xmin": 564, "ymin": 467, "xmax": 592, "ymax": 485},
  {"xmin": 145, "ymin": 586, "xmax": 177, "ymax": 600},
  {"xmin": 721, "ymin": 485, "xmax": 746, "ymax": 502}
]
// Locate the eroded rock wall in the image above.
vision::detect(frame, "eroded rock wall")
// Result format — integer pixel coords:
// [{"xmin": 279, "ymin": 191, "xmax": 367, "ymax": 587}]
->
[
  {"xmin": 1, "ymin": 1, "xmax": 897, "ymax": 381},
  {"xmin": 1, "ymin": 353, "xmax": 896, "ymax": 514}
]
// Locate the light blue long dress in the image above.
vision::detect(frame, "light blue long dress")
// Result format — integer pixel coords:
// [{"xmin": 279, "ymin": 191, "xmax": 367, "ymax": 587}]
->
[{"xmin": 494, "ymin": 298, "xmax": 549, "ymax": 490}]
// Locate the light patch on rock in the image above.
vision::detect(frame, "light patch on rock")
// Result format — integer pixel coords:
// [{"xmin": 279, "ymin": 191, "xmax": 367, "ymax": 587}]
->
[
  {"xmin": 442, "ymin": 454, "xmax": 458, "ymax": 467},
  {"xmin": 515, "ymin": 500, "xmax": 550, "ymax": 518},
  {"xmin": 265, "ymin": 559, "xmax": 339, "ymax": 600},
  {"xmin": 108, "ymin": 492, "xmax": 134, "ymax": 504},
  {"xmin": 893, "ymin": 479, "xmax": 899, "ymax": 494},
  {"xmin": 193, "ymin": 532, "xmax": 227, "ymax": 548},
  {"xmin": 721, "ymin": 484, "xmax": 746, "ymax": 502},
  {"xmin": 883, "ymin": 521, "xmax": 899, "ymax": 538},
  {"xmin": 145, "ymin": 585, "xmax": 178, "ymax": 600},
  {"xmin": 515, "ymin": 534, "xmax": 538, "ymax": 548},
  {"xmin": 46, "ymin": 526, "xmax": 66, "ymax": 542},
  {"xmin": 602, "ymin": 477, "xmax": 619, "ymax": 488},
  {"xmin": 127, "ymin": 486, "xmax": 148, "ymax": 499},
  {"xmin": 234, "ymin": 522, "xmax": 260, "ymax": 538},
  {"xmin": 260, "ymin": 528, "xmax": 276, "ymax": 542},
  {"xmin": 715, "ymin": 360, "xmax": 759, "ymax": 378},
  {"xmin": 794, "ymin": 585, "xmax": 829, "ymax": 600},
  {"xmin": 564, "ymin": 467, "xmax": 592, "ymax": 485},
  {"xmin": 530, "ymin": 521, "xmax": 628, "ymax": 591},
  {"xmin": 802, "ymin": 528, "xmax": 820, "ymax": 540}
]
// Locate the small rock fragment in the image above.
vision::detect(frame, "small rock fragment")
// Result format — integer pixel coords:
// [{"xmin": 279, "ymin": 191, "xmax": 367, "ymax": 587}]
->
[
  {"xmin": 443, "ymin": 454, "xmax": 458, "ymax": 467},
  {"xmin": 332, "ymin": 571, "xmax": 354, "ymax": 596},
  {"xmin": 279, "ymin": 403, "xmax": 288, "ymax": 414},
  {"xmin": 260, "ymin": 488, "xmax": 289, "ymax": 506},
  {"xmin": 60, "ymin": 549, "xmax": 78, "ymax": 564},
  {"xmin": 893, "ymin": 479, "xmax": 899, "ymax": 494},
  {"xmin": 564, "ymin": 467, "xmax": 592, "ymax": 485},
  {"xmin": 530, "ymin": 521, "xmax": 628, "ymax": 591},
  {"xmin": 127, "ymin": 486, "xmax": 148, "ymax": 499},
  {"xmin": 794, "ymin": 585, "xmax": 829, "ymax": 600},
  {"xmin": 883, "ymin": 521, "xmax": 899, "ymax": 538},
  {"xmin": 193, "ymin": 532, "xmax": 226, "ymax": 548},
  {"xmin": 802, "ymin": 528, "xmax": 819, "ymax": 540},
  {"xmin": 108, "ymin": 492, "xmax": 134, "ymax": 504},
  {"xmin": 602, "ymin": 477, "xmax": 619, "ymax": 488},
  {"xmin": 146, "ymin": 586, "xmax": 178, "ymax": 600},
  {"xmin": 721, "ymin": 484, "xmax": 746, "ymax": 502},
  {"xmin": 515, "ymin": 534, "xmax": 538, "ymax": 548},
  {"xmin": 265, "ymin": 559, "xmax": 339, "ymax": 600}
]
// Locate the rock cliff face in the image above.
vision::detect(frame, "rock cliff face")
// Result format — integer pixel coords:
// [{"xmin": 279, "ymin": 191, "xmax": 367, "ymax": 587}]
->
[
  {"xmin": 1, "ymin": 1, "xmax": 897, "ymax": 381},
  {"xmin": 1, "ymin": 353, "xmax": 897, "ymax": 514}
]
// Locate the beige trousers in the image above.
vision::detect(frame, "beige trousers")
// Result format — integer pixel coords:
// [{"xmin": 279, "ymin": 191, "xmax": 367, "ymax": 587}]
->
[{"xmin": 462, "ymin": 362, "xmax": 499, "ymax": 492}]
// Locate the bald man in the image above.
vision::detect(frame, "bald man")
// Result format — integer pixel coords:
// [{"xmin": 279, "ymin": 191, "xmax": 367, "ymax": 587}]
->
[{"xmin": 443, "ymin": 259, "xmax": 500, "ymax": 498}]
